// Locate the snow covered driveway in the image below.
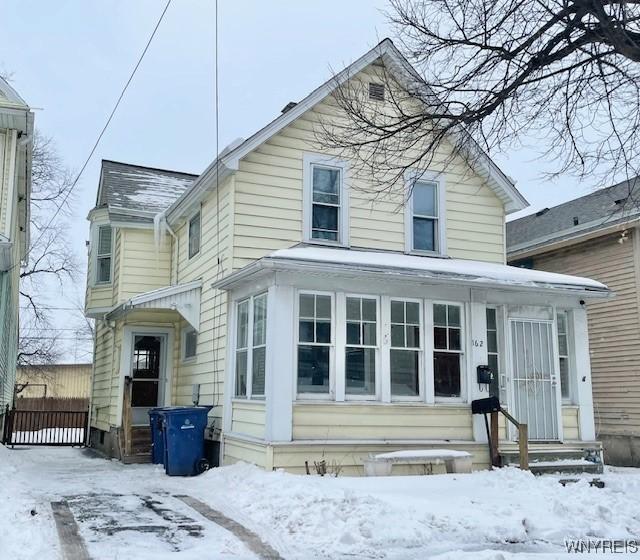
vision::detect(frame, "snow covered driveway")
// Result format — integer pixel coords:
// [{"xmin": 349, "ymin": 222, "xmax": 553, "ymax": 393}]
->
[{"xmin": 2, "ymin": 445, "xmax": 640, "ymax": 559}]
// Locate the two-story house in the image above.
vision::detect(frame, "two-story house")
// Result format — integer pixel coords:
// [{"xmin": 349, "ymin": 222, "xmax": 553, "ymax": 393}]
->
[
  {"xmin": 507, "ymin": 178, "xmax": 640, "ymax": 466},
  {"xmin": 0, "ymin": 77, "xmax": 33, "ymax": 432},
  {"xmin": 85, "ymin": 40, "xmax": 609, "ymax": 472}
]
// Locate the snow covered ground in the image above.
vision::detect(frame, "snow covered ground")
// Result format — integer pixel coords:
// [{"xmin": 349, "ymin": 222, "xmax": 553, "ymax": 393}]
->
[{"xmin": 2, "ymin": 445, "xmax": 640, "ymax": 559}]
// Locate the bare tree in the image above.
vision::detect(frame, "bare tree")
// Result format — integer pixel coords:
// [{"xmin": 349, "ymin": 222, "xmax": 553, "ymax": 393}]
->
[
  {"xmin": 320, "ymin": 0, "xmax": 640, "ymax": 198},
  {"xmin": 18, "ymin": 131, "xmax": 79, "ymax": 366}
]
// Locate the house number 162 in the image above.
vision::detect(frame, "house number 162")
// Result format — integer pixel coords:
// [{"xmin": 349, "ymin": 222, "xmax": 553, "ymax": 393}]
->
[{"xmin": 472, "ymin": 340, "xmax": 484, "ymax": 347}]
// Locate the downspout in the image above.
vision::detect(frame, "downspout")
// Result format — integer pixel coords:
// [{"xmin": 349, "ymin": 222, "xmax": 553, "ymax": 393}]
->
[{"xmin": 154, "ymin": 211, "xmax": 179, "ymax": 285}]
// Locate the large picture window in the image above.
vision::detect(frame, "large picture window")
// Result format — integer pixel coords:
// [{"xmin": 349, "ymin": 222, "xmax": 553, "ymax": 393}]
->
[
  {"xmin": 433, "ymin": 303, "xmax": 463, "ymax": 398},
  {"xmin": 345, "ymin": 296, "xmax": 377, "ymax": 397},
  {"xmin": 390, "ymin": 299, "xmax": 421, "ymax": 397},
  {"xmin": 234, "ymin": 293, "xmax": 268, "ymax": 399},
  {"xmin": 297, "ymin": 293, "xmax": 332, "ymax": 395}
]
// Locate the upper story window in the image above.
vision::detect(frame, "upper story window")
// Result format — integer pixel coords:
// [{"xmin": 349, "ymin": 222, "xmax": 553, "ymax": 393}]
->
[
  {"xmin": 405, "ymin": 173, "xmax": 446, "ymax": 255},
  {"xmin": 303, "ymin": 154, "xmax": 349, "ymax": 246},
  {"xmin": 188, "ymin": 211, "xmax": 201, "ymax": 259},
  {"xmin": 96, "ymin": 225, "xmax": 113, "ymax": 284}
]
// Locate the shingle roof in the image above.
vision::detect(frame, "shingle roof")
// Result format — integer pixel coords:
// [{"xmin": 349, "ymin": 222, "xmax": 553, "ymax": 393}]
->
[
  {"xmin": 506, "ymin": 176, "xmax": 640, "ymax": 256},
  {"xmin": 98, "ymin": 160, "xmax": 197, "ymax": 220}
]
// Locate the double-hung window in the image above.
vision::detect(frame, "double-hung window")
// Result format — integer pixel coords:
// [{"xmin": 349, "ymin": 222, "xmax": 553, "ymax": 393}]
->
[
  {"xmin": 297, "ymin": 293, "xmax": 332, "ymax": 395},
  {"xmin": 390, "ymin": 299, "xmax": 422, "ymax": 398},
  {"xmin": 188, "ymin": 211, "xmax": 201, "ymax": 259},
  {"xmin": 234, "ymin": 293, "xmax": 268, "ymax": 399},
  {"xmin": 433, "ymin": 303, "xmax": 463, "ymax": 398},
  {"xmin": 557, "ymin": 311, "xmax": 571, "ymax": 401},
  {"xmin": 406, "ymin": 173, "xmax": 445, "ymax": 254},
  {"xmin": 345, "ymin": 296, "xmax": 378, "ymax": 397},
  {"xmin": 96, "ymin": 225, "xmax": 112, "ymax": 284},
  {"xmin": 304, "ymin": 154, "xmax": 348, "ymax": 245}
]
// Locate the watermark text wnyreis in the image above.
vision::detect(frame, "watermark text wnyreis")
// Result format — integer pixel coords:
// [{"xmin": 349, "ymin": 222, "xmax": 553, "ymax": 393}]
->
[{"xmin": 565, "ymin": 539, "xmax": 639, "ymax": 554}]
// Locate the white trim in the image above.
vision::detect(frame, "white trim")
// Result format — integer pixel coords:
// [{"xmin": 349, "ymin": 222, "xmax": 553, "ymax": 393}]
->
[
  {"xmin": 572, "ymin": 306, "xmax": 596, "ymax": 441},
  {"xmin": 404, "ymin": 169, "xmax": 447, "ymax": 256},
  {"xmin": 117, "ymin": 326, "xmax": 174, "ymax": 428},
  {"xmin": 90, "ymin": 221, "xmax": 114, "ymax": 287},
  {"xmin": 187, "ymin": 207, "xmax": 202, "ymax": 260},
  {"xmin": 302, "ymin": 153, "xmax": 350, "ymax": 247},
  {"xmin": 431, "ymin": 300, "xmax": 466, "ymax": 403}
]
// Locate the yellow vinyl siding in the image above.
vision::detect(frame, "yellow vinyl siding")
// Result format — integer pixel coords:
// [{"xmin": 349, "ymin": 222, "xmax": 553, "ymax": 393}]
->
[
  {"xmin": 17, "ymin": 364, "xmax": 91, "ymax": 399},
  {"xmin": 91, "ymin": 320, "xmax": 118, "ymax": 431},
  {"xmin": 231, "ymin": 400, "xmax": 265, "ymax": 439},
  {"xmin": 223, "ymin": 436, "xmax": 268, "ymax": 468},
  {"xmin": 171, "ymin": 176, "xmax": 233, "ymax": 431},
  {"xmin": 532, "ymin": 232, "xmax": 640, "ymax": 437},
  {"xmin": 117, "ymin": 228, "xmax": 171, "ymax": 301},
  {"xmin": 232, "ymin": 65, "xmax": 505, "ymax": 270},
  {"xmin": 85, "ymin": 209, "xmax": 116, "ymax": 312},
  {"xmin": 562, "ymin": 406, "xmax": 580, "ymax": 440},
  {"xmin": 292, "ymin": 403, "xmax": 473, "ymax": 441}
]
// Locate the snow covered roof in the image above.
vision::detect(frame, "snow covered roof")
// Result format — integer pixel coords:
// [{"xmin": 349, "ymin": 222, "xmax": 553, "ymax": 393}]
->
[
  {"xmin": 166, "ymin": 38, "xmax": 528, "ymax": 224},
  {"xmin": 214, "ymin": 246, "xmax": 609, "ymax": 296},
  {"xmin": 97, "ymin": 160, "xmax": 197, "ymax": 223}
]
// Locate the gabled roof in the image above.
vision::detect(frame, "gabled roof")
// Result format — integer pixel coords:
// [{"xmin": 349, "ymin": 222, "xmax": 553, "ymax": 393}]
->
[
  {"xmin": 95, "ymin": 160, "xmax": 197, "ymax": 223},
  {"xmin": 165, "ymin": 38, "xmax": 528, "ymax": 223},
  {"xmin": 0, "ymin": 76, "xmax": 29, "ymax": 108},
  {"xmin": 507, "ymin": 176, "xmax": 640, "ymax": 258}
]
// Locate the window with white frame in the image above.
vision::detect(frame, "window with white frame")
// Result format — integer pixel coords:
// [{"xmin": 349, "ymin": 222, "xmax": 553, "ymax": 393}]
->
[
  {"xmin": 557, "ymin": 311, "xmax": 571, "ymax": 400},
  {"xmin": 433, "ymin": 303, "xmax": 463, "ymax": 398},
  {"xmin": 304, "ymin": 154, "xmax": 348, "ymax": 245},
  {"xmin": 96, "ymin": 225, "xmax": 113, "ymax": 284},
  {"xmin": 297, "ymin": 293, "xmax": 332, "ymax": 395},
  {"xmin": 188, "ymin": 211, "xmax": 201, "ymax": 259},
  {"xmin": 406, "ymin": 175, "xmax": 445, "ymax": 254},
  {"xmin": 345, "ymin": 296, "xmax": 378, "ymax": 397},
  {"xmin": 390, "ymin": 299, "xmax": 421, "ymax": 397},
  {"xmin": 486, "ymin": 307, "xmax": 504, "ymax": 401},
  {"xmin": 182, "ymin": 328, "xmax": 197, "ymax": 361},
  {"xmin": 234, "ymin": 293, "xmax": 268, "ymax": 399}
]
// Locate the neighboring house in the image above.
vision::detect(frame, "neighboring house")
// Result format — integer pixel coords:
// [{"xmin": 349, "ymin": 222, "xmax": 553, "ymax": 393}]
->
[
  {"xmin": 16, "ymin": 363, "xmax": 91, "ymax": 400},
  {"xmin": 0, "ymin": 77, "xmax": 33, "ymax": 430},
  {"xmin": 85, "ymin": 39, "xmax": 609, "ymax": 471},
  {"xmin": 507, "ymin": 178, "xmax": 640, "ymax": 466}
]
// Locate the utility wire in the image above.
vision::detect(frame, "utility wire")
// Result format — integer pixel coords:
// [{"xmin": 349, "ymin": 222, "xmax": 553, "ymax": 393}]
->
[{"xmin": 17, "ymin": 0, "xmax": 173, "ymax": 274}]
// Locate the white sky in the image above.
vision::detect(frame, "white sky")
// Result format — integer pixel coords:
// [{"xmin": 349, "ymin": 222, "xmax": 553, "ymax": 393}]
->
[{"xmin": 0, "ymin": 0, "xmax": 605, "ymax": 362}]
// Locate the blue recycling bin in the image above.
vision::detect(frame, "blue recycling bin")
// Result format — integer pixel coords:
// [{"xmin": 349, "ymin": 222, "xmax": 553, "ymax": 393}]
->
[
  {"xmin": 160, "ymin": 406, "xmax": 212, "ymax": 476},
  {"xmin": 148, "ymin": 407, "xmax": 174, "ymax": 465}
]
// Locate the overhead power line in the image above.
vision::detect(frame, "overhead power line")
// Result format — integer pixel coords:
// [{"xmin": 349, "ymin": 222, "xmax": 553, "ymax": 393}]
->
[{"xmin": 16, "ymin": 0, "xmax": 173, "ymax": 273}]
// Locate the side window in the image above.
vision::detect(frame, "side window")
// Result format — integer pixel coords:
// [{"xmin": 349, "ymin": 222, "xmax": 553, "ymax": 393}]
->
[
  {"xmin": 251, "ymin": 293, "xmax": 267, "ymax": 397},
  {"xmin": 182, "ymin": 328, "xmax": 197, "ymax": 362},
  {"xmin": 234, "ymin": 294, "xmax": 268, "ymax": 399},
  {"xmin": 96, "ymin": 225, "xmax": 112, "ymax": 284},
  {"xmin": 557, "ymin": 311, "xmax": 571, "ymax": 400},
  {"xmin": 235, "ymin": 299, "xmax": 249, "ymax": 397},
  {"xmin": 390, "ymin": 300, "xmax": 421, "ymax": 398},
  {"xmin": 297, "ymin": 293, "xmax": 332, "ymax": 395},
  {"xmin": 303, "ymin": 154, "xmax": 348, "ymax": 246},
  {"xmin": 188, "ymin": 211, "xmax": 201, "ymax": 259},
  {"xmin": 433, "ymin": 303, "xmax": 463, "ymax": 398}
]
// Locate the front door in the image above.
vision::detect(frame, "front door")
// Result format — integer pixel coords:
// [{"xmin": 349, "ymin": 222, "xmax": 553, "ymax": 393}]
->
[
  {"xmin": 509, "ymin": 319, "xmax": 561, "ymax": 441},
  {"xmin": 130, "ymin": 334, "xmax": 167, "ymax": 425}
]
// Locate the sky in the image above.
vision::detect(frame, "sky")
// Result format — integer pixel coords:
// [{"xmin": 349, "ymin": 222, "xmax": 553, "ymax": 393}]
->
[{"xmin": 0, "ymin": 0, "xmax": 606, "ymax": 363}]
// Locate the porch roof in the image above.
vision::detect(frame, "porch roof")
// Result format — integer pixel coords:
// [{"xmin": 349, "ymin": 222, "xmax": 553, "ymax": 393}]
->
[
  {"xmin": 214, "ymin": 246, "xmax": 610, "ymax": 297},
  {"xmin": 106, "ymin": 280, "xmax": 202, "ymax": 330}
]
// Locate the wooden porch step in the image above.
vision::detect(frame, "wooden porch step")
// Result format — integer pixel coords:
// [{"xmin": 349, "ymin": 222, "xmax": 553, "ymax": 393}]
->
[
  {"xmin": 500, "ymin": 444, "xmax": 603, "ymax": 475},
  {"xmin": 122, "ymin": 453, "xmax": 152, "ymax": 465}
]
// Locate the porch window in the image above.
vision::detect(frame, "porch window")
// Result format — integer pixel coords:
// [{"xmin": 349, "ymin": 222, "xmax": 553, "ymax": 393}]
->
[
  {"xmin": 303, "ymin": 154, "xmax": 348, "ymax": 246},
  {"xmin": 390, "ymin": 299, "xmax": 421, "ymax": 398},
  {"xmin": 345, "ymin": 296, "xmax": 377, "ymax": 397},
  {"xmin": 557, "ymin": 311, "xmax": 571, "ymax": 400},
  {"xmin": 486, "ymin": 307, "xmax": 504, "ymax": 402},
  {"xmin": 297, "ymin": 293, "xmax": 332, "ymax": 395},
  {"xmin": 433, "ymin": 303, "xmax": 462, "ymax": 398},
  {"xmin": 234, "ymin": 294, "xmax": 268, "ymax": 399},
  {"xmin": 235, "ymin": 299, "xmax": 249, "ymax": 397},
  {"xmin": 189, "ymin": 211, "xmax": 201, "ymax": 259},
  {"xmin": 96, "ymin": 225, "xmax": 112, "ymax": 284}
]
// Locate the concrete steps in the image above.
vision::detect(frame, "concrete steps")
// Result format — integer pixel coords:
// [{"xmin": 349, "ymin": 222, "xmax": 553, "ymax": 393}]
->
[{"xmin": 499, "ymin": 445, "xmax": 603, "ymax": 475}]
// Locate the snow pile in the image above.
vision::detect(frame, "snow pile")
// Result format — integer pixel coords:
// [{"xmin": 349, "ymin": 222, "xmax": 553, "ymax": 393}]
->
[{"xmin": 185, "ymin": 462, "xmax": 640, "ymax": 559}]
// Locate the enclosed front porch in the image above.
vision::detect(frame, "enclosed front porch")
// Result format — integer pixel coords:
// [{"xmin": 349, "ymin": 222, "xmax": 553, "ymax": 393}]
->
[{"xmin": 216, "ymin": 246, "xmax": 609, "ymax": 474}]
